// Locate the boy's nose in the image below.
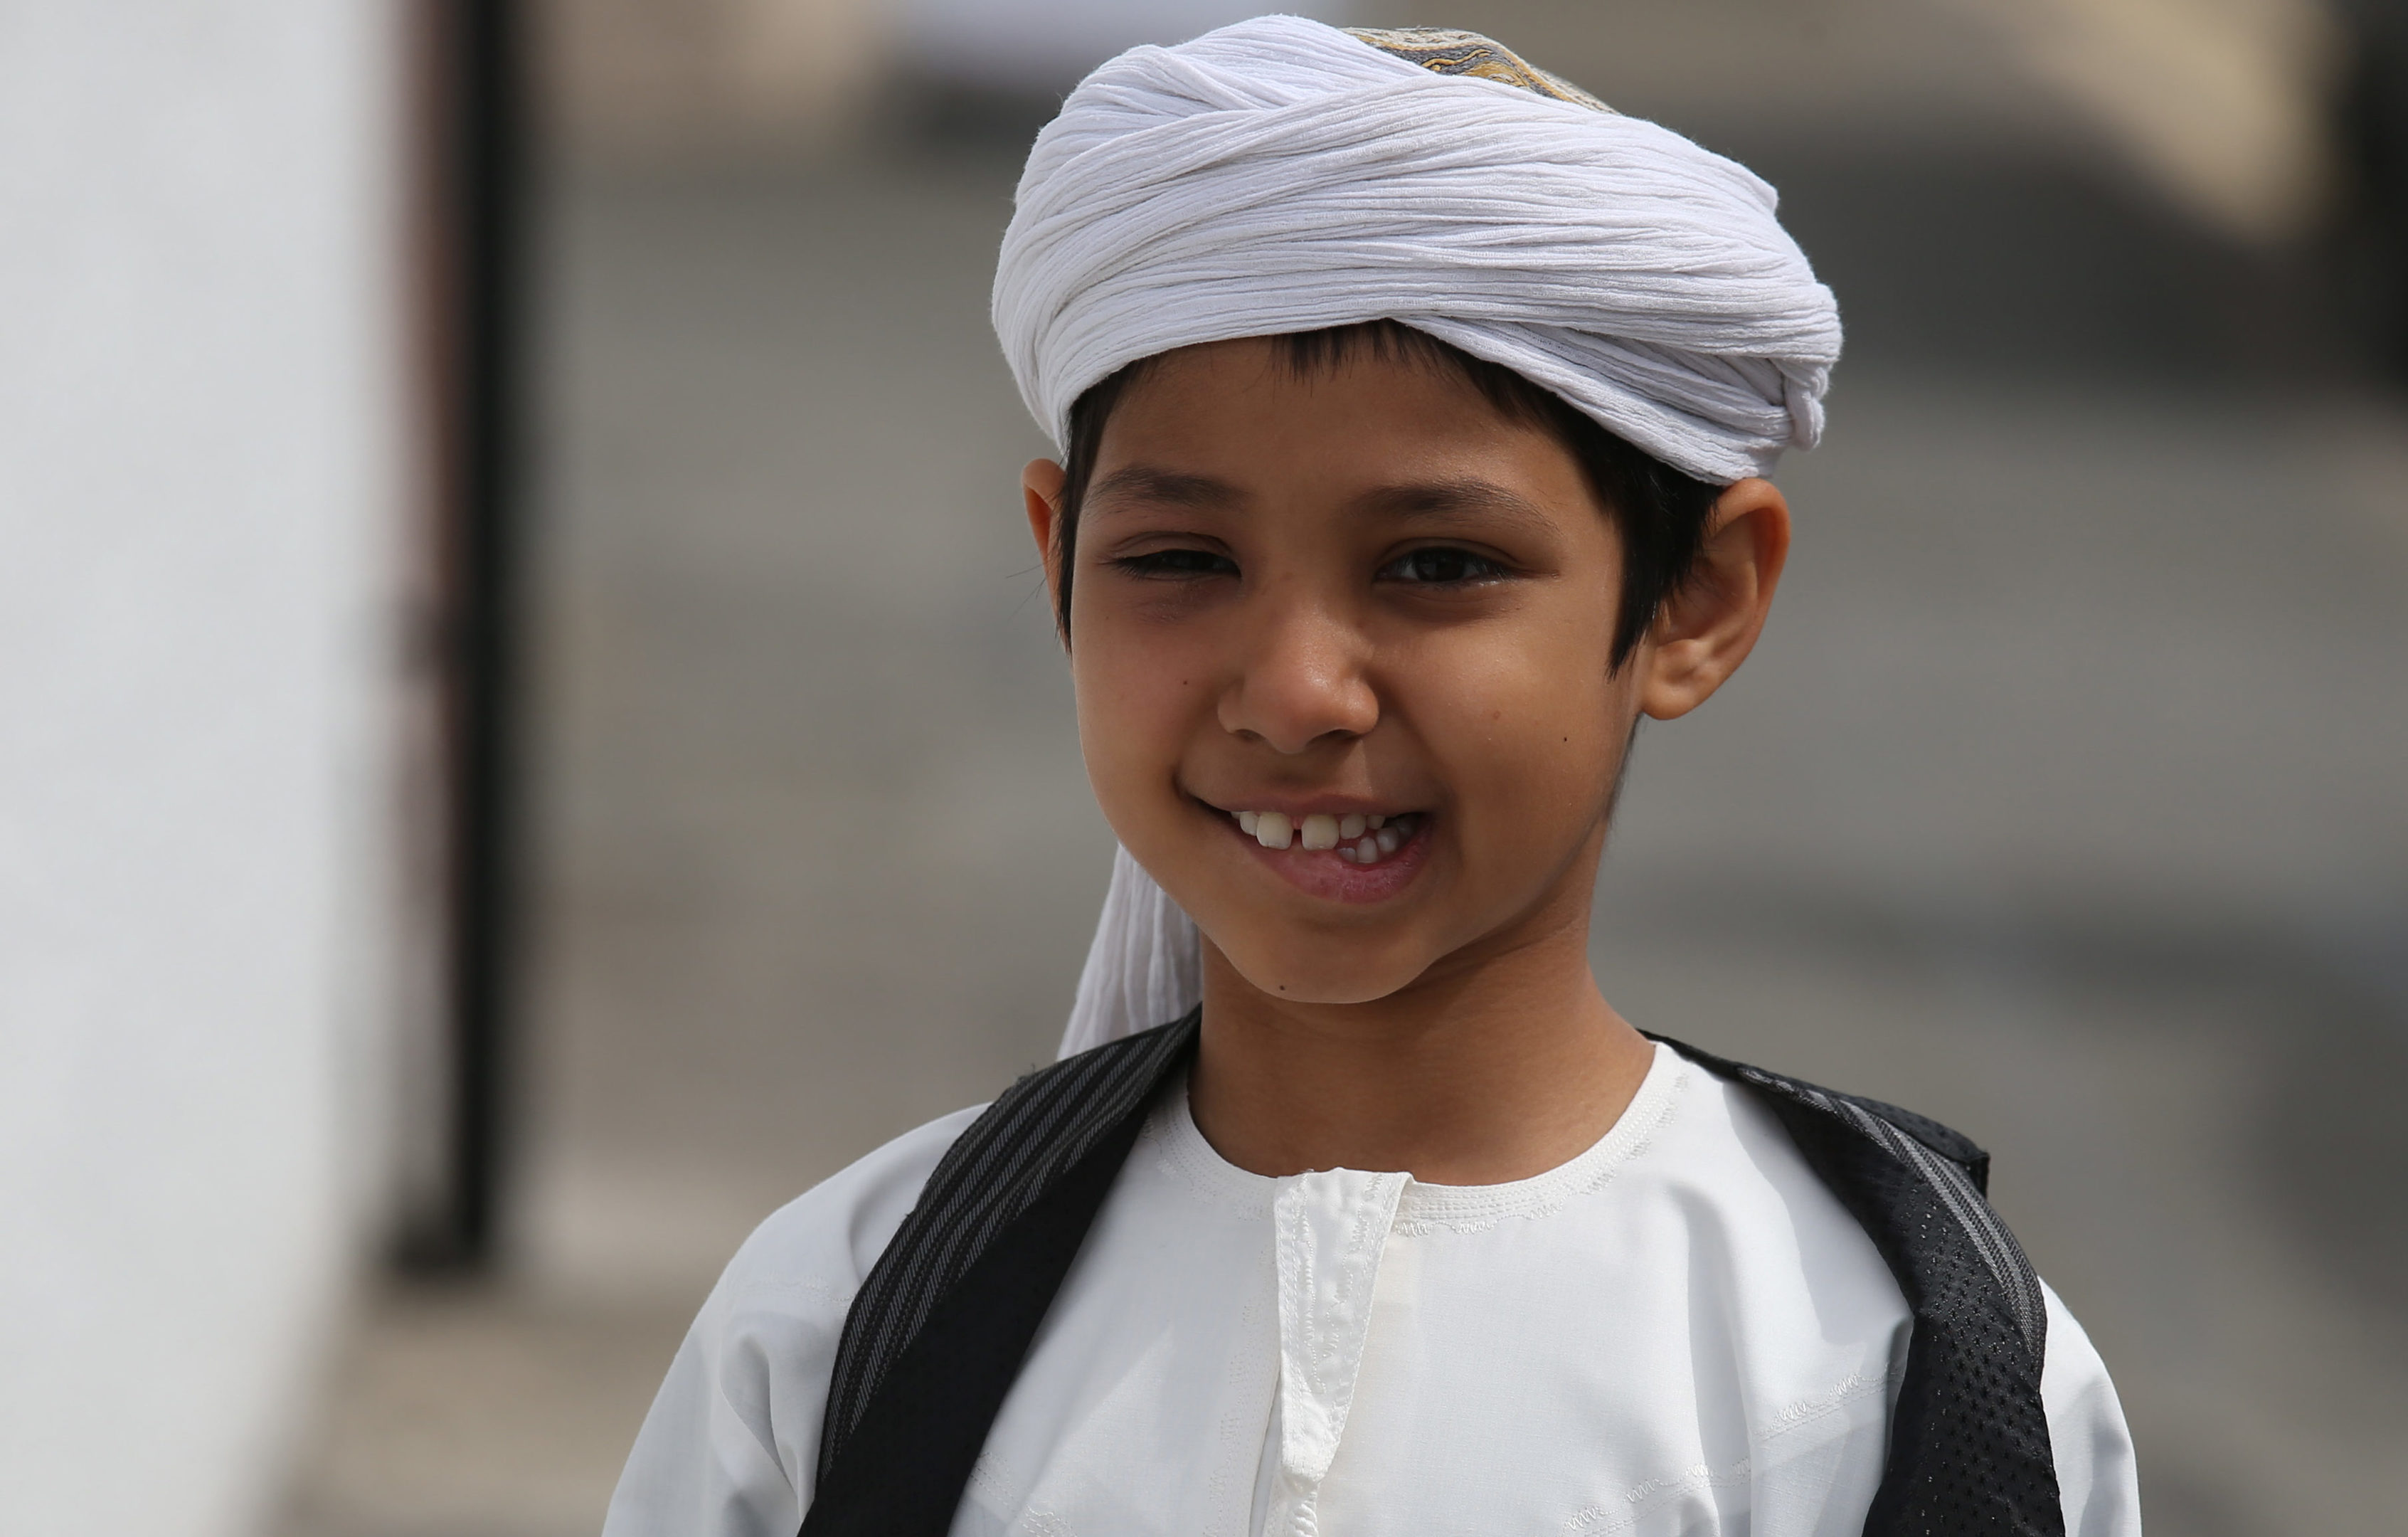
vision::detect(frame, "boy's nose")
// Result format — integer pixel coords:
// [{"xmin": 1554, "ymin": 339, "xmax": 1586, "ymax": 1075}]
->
[{"xmin": 1216, "ymin": 601, "xmax": 1378, "ymax": 755}]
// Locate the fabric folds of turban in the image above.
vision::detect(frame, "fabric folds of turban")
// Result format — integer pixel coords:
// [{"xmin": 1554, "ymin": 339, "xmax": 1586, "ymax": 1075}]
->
[
  {"xmin": 997, "ymin": 16, "xmax": 1843, "ymax": 1057},
  {"xmin": 991, "ymin": 14, "xmax": 1842, "ymax": 487}
]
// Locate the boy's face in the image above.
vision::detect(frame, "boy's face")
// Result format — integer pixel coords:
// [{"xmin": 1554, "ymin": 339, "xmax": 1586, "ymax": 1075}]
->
[{"xmin": 1027, "ymin": 339, "xmax": 1778, "ymax": 1008}]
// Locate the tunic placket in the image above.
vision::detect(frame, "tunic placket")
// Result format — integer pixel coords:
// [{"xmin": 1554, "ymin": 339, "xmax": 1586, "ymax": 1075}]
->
[{"xmin": 1264, "ymin": 1168, "xmax": 1407, "ymax": 1536}]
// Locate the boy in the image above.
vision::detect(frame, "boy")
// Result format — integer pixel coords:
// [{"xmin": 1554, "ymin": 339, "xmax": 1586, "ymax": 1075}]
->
[{"xmin": 605, "ymin": 18, "xmax": 2141, "ymax": 1536}]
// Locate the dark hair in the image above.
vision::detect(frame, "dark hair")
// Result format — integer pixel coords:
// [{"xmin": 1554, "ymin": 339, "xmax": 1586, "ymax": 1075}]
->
[{"xmin": 1049, "ymin": 319, "xmax": 1723, "ymax": 668}]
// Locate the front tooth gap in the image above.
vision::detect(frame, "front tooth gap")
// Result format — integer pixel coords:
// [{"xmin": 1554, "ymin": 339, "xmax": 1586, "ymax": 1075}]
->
[
  {"xmin": 1257, "ymin": 811, "xmax": 1293, "ymax": 849},
  {"xmin": 1300, "ymin": 813, "xmax": 1340, "ymax": 851}
]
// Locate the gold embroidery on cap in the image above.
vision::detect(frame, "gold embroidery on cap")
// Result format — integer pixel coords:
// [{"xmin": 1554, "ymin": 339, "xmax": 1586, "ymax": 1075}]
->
[{"xmin": 1344, "ymin": 26, "xmax": 1614, "ymax": 113}]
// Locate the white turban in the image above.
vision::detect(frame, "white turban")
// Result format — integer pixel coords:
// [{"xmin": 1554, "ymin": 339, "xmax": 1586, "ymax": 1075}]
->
[{"xmin": 996, "ymin": 16, "xmax": 1842, "ymax": 1057}]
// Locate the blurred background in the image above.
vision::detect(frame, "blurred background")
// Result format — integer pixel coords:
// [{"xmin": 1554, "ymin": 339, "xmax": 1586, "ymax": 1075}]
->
[{"xmin": 4, "ymin": 1, "xmax": 2404, "ymax": 1534}]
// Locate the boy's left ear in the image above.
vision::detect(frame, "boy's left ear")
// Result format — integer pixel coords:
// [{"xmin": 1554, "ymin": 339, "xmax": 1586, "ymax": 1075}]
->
[
  {"xmin": 1638, "ymin": 477, "xmax": 1791, "ymax": 722},
  {"xmin": 1023, "ymin": 458, "xmax": 1068, "ymax": 611}
]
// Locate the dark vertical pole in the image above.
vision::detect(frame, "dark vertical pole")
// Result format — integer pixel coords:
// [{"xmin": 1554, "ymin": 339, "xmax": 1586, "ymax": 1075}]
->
[
  {"xmin": 2339, "ymin": 0, "xmax": 2408, "ymax": 379},
  {"xmin": 398, "ymin": 0, "xmax": 525, "ymax": 1272},
  {"xmin": 446, "ymin": 0, "xmax": 525, "ymax": 1268}
]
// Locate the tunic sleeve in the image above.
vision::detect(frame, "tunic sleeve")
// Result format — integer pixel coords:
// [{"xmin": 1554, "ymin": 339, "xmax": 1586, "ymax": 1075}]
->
[
  {"xmin": 2039, "ymin": 1279, "xmax": 2143, "ymax": 1537},
  {"xmin": 600, "ymin": 1104, "xmax": 986, "ymax": 1537},
  {"xmin": 600, "ymin": 1278, "xmax": 816, "ymax": 1537}
]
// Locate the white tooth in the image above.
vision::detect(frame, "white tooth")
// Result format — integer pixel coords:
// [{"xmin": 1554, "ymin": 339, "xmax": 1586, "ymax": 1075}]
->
[
  {"xmin": 1375, "ymin": 825, "xmax": 1400, "ymax": 854},
  {"xmin": 1300, "ymin": 813, "xmax": 1340, "ymax": 850},
  {"xmin": 1367, "ymin": 814, "xmax": 1385, "ymax": 830},
  {"xmin": 1338, "ymin": 813, "xmax": 1366, "ymax": 840},
  {"xmin": 1355, "ymin": 835, "xmax": 1378, "ymax": 861},
  {"xmin": 1337, "ymin": 845, "xmax": 1360, "ymax": 862},
  {"xmin": 1256, "ymin": 811, "xmax": 1293, "ymax": 850},
  {"xmin": 1237, "ymin": 810, "xmax": 1258, "ymax": 835}
]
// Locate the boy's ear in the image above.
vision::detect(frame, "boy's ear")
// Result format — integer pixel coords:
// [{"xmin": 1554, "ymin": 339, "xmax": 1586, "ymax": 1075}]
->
[
  {"xmin": 1023, "ymin": 458, "xmax": 1068, "ymax": 612},
  {"xmin": 1639, "ymin": 477, "xmax": 1791, "ymax": 722}
]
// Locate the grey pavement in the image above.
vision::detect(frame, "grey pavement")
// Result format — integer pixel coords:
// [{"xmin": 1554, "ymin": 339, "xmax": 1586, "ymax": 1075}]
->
[{"xmin": 272, "ymin": 144, "xmax": 2408, "ymax": 1536}]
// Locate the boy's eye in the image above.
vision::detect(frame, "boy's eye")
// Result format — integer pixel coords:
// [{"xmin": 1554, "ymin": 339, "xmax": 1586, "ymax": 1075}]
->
[
  {"xmin": 1379, "ymin": 546, "xmax": 1510, "ymax": 586},
  {"xmin": 1113, "ymin": 547, "xmax": 1239, "ymax": 579}
]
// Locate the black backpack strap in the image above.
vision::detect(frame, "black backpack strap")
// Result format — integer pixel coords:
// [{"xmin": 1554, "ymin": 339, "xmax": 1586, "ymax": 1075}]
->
[
  {"xmin": 1649, "ymin": 1033, "xmax": 2064, "ymax": 1537},
  {"xmin": 801, "ymin": 1010, "xmax": 1200, "ymax": 1536}
]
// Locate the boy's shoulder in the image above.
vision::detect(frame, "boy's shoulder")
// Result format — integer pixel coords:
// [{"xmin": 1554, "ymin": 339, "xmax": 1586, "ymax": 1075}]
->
[
  {"xmin": 1648, "ymin": 1032, "xmax": 1993, "ymax": 1193},
  {"xmin": 714, "ymin": 1020, "xmax": 1195, "ymax": 1333},
  {"xmin": 716, "ymin": 1102, "xmax": 988, "ymax": 1315}
]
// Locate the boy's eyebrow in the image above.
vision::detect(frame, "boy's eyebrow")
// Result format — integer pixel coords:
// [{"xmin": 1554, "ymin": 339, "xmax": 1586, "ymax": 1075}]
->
[
  {"xmin": 1085, "ymin": 465, "xmax": 1246, "ymax": 514},
  {"xmin": 1084, "ymin": 469, "xmax": 1564, "ymax": 536},
  {"xmin": 1354, "ymin": 477, "xmax": 1562, "ymax": 537}
]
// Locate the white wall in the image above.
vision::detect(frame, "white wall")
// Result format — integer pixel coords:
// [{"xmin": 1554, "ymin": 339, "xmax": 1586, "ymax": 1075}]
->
[{"xmin": 0, "ymin": 4, "xmax": 406, "ymax": 1534}]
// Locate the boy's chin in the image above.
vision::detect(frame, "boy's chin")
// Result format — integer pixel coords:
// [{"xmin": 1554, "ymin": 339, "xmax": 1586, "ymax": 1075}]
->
[{"xmin": 1208, "ymin": 936, "xmax": 1430, "ymax": 1008}]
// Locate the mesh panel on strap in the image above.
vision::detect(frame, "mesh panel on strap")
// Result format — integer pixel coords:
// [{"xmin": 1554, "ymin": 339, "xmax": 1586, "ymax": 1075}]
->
[{"xmin": 1653, "ymin": 1034, "xmax": 2064, "ymax": 1537}]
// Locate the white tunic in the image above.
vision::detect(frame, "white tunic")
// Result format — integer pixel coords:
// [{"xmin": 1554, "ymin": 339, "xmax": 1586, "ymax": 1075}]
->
[{"xmin": 604, "ymin": 1044, "xmax": 2141, "ymax": 1536}]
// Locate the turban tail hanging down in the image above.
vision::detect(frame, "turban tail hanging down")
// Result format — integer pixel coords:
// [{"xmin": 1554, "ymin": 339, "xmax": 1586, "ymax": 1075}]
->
[{"xmin": 1004, "ymin": 17, "xmax": 1842, "ymax": 1060}]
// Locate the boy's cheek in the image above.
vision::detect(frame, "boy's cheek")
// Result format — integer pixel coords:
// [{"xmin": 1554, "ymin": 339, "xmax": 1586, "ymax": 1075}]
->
[
  {"xmin": 1075, "ymin": 626, "xmax": 1209, "ymax": 727},
  {"xmin": 1073, "ymin": 660, "xmax": 1214, "ymax": 842},
  {"xmin": 1424, "ymin": 694, "xmax": 1633, "ymax": 886}
]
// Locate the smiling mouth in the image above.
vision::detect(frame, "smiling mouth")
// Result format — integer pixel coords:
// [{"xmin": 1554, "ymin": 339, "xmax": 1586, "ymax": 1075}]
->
[{"xmin": 1226, "ymin": 808, "xmax": 1421, "ymax": 866}]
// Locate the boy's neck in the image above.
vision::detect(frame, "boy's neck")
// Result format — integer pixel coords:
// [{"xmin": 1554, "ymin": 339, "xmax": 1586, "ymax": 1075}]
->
[{"xmin": 1184, "ymin": 900, "xmax": 1655, "ymax": 1186}]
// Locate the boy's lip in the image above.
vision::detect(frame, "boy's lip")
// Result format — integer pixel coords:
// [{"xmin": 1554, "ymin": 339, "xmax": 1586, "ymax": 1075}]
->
[
  {"xmin": 1197, "ymin": 795, "xmax": 1434, "ymax": 904},
  {"xmin": 1192, "ymin": 793, "xmax": 1418, "ymax": 820}
]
